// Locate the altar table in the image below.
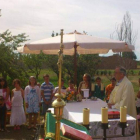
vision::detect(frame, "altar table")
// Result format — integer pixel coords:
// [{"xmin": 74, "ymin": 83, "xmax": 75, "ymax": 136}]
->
[{"xmin": 62, "ymin": 99, "xmax": 136, "ymax": 140}]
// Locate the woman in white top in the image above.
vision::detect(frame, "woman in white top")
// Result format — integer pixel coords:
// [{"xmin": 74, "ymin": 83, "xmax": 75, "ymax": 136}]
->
[{"xmin": 10, "ymin": 79, "xmax": 26, "ymax": 130}]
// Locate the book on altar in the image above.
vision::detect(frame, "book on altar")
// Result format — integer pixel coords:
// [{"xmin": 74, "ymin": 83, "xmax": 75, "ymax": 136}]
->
[
  {"xmin": 61, "ymin": 124, "xmax": 92, "ymax": 140},
  {"xmin": 108, "ymin": 111, "xmax": 120, "ymax": 119}
]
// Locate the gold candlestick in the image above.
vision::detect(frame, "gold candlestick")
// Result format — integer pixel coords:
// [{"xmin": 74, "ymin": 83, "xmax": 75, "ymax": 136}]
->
[
  {"xmin": 52, "ymin": 93, "xmax": 66, "ymax": 140},
  {"xmin": 52, "ymin": 29, "xmax": 66, "ymax": 140},
  {"xmin": 58, "ymin": 29, "xmax": 64, "ymax": 95}
]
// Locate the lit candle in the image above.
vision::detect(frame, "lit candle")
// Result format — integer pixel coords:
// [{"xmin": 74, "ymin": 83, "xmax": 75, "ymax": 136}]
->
[
  {"xmin": 101, "ymin": 107, "xmax": 108, "ymax": 123},
  {"xmin": 120, "ymin": 106, "xmax": 127, "ymax": 122},
  {"xmin": 91, "ymin": 83, "xmax": 95, "ymax": 91},
  {"xmin": 83, "ymin": 108, "xmax": 90, "ymax": 125}
]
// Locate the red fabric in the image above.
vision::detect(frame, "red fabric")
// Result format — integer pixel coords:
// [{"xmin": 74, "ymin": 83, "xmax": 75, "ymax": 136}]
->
[{"xmin": 61, "ymin": 124, "xmax": 92, "ymax": 140}]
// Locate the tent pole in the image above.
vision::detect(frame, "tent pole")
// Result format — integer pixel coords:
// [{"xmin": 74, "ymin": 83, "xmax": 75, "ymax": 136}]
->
[{"xmin": 74, "ymin": 43, "xmax": 77, "ymax": 86}]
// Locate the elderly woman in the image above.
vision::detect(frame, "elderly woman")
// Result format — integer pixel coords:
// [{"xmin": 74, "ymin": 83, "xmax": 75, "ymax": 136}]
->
[{"xmin": 78, "ymin": 73, "xmax": 91, "ymax": 98}]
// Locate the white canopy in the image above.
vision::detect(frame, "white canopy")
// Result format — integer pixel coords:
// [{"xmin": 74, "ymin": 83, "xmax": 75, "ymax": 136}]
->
[{"xmin": 17, "ymin": 32, "xmax": 134, "ymax": 55}]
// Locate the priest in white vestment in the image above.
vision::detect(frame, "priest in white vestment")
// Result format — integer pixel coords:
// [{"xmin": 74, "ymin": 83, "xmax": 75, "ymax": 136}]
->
[{"xmin": 108, "ymin": 66, "xmax": 139, "ymax": 140}]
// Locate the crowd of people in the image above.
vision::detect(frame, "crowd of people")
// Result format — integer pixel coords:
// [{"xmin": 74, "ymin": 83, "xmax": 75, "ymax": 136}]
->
[{"xmin": 0, "ymin": 66, "xmax": 140, "ymax": 137}]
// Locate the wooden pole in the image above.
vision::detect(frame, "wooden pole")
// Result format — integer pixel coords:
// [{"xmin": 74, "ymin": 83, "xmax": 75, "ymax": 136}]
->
[{"xmin": 74, "ymin": 43, "xmax": 77, "ymax": 86}]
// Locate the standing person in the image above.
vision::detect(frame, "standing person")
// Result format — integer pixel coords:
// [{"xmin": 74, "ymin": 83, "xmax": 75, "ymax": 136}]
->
[
  {"xmin": 108, "ymin": 67, "xmax": 136, "ymax": 117},
  {"xmin": 91, "ymin": 77, "xmax": 105, "ymax": 100},
  {"xmin": 41, "ymin": 74, "xmax": 54, "ymax": 117},
  {"xmin": 24, "ymin": 76, "xmax": 41, "ymax": 130},
  {"xmin": 78, "ymin": 73, "xmax": 91, "ymax": 98},
  {"xmin": 0, "ymin": 77, "xmax": 10, "ymax": 131},
  {"xmin": 10, "ymin": 79, "xmax": 26, "ymax": 130},
  {"xmin": 105, "ymin": 77, "xmax": 116, "ymax": 103},
  {"xmin": 108, "ymin": 66, "xmax": 139, "ymax": 140}
]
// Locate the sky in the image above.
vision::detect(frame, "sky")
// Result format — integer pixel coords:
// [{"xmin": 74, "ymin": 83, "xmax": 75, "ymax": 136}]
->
[{"xmin": 0, "ymin": 0, "xmax": 140, "ymax": 59}]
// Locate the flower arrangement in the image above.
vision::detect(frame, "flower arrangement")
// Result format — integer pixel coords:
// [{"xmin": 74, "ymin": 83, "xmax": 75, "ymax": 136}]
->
[{"xmin": 64, "ymin": 91, "xmax": 75, "ymax": 102}]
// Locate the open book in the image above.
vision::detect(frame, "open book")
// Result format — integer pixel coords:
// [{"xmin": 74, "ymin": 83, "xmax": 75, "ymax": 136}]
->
[{"xmin": 61, "ymin": 123, "xmax": 92, "ymax": 140}]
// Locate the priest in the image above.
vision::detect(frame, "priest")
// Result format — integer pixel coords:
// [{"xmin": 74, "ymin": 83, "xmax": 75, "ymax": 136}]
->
[{"xmin": 108, "ymin": 66, "xmax": 139, "ymax": 139}]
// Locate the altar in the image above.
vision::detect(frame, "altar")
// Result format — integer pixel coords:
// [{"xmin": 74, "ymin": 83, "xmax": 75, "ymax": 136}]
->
[{"xmin": 62, "ymin": 99, "xmax": 136, "ymax": 140}]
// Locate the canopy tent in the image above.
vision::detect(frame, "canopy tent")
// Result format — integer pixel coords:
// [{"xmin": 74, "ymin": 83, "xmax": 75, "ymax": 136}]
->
[
  {"xmin": 18, "ymin": 31, "xmax": 134, "ymax": 55},
  {"xmin": 17, "ymin": 30, "xmax": 134, "ymax": 85}
]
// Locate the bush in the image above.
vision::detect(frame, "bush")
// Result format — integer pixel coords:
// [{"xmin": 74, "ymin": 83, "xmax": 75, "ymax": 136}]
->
[
  {"xmin": 130, "ymin": 70, "xmax": 134, "ymax": 75},
  {"xmin": 108, "ymin": 71, "xmax": 112, "ymax": 76},
  {"xmin": 104, "ymin": 70, "xmax": 107, "ymax": 75},
  {"xmin": 101, "ymin": 71, "xmax": 104, "ymax": 75},
  {"xmin": 96, "ymin": 71, "xmax": 99, "ymax": 75}
]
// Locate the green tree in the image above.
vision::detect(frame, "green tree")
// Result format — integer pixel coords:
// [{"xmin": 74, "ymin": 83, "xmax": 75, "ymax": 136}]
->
[
  {"xmin": 0, "ymin": 30, "xmax": 29, "ymax": 87},
  {"xmin": 77, "ymin": 54, "xmax": 101, "ymax": 85},
  {"xmin": 22, "ymin": 52, "xmax": 46, "ymax": 79},
  {"xmin": 44, "ymin": 55, "xmax": 59, "ymax": 77}
]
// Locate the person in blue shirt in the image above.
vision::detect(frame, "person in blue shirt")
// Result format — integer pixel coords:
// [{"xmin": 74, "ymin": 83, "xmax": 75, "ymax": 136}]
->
[{"xmin": 41, "ymin": 74, "xmax": 54, "ymax": 117}]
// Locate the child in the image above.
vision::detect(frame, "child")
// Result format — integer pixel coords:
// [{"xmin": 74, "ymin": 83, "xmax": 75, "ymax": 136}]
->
[
  {"xmin": 10, "ymin": 79, "xmax": 26, "ymax": 130},
  {"xmin": 66, "ymin": 80, "xmax": 77, "ymax": 94},
  {"xmin": 0, "ymin": 77, "xmax": 10, "ymax": 132},
  {"xmin": 24, "ymin": 76, "xmax": 41, "ymax": 130}
]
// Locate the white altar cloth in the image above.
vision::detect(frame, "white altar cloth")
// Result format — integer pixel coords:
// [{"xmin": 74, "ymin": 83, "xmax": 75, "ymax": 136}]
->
[{"xmin": 62, "ymin": 99, "xmax": 136, "ymax": 140}]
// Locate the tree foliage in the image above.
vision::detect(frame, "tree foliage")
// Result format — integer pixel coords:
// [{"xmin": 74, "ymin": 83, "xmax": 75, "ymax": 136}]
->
[
  {"xmin": 0, "ymin": 30, "xmax": 29, "ymax": 87},
  {"xmin": 22, "ymin": 52, "xmax": 46, "ymax": 79}
]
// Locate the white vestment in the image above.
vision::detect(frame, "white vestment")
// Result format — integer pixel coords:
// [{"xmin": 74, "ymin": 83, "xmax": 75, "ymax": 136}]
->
[
  {"xmin": 109, "ymin": 76, "xmax": 139, "ymax": 140},
  {"xmin": 109, "ymin": 76, "xmax": 136, "ymax": 118}
]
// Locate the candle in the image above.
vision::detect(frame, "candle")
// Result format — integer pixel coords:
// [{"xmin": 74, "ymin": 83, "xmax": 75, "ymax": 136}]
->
[
  {"xmin": 120, "ymin": 106, "xmax": 127, "ymax": 122},
  {"xmin": 101, "ymin": 83, "xmax": 104, "ymax": 91},
  {"xmin": 91, "ymin": 83, "xmax": 95, "ymax": 91},
  {"xmin": 101, "ymin": 107, "xmax": 108, "ymax": 123},
  {"xmin": 83, "ymin": 108, "xmax": 90, "ymax": 125}
]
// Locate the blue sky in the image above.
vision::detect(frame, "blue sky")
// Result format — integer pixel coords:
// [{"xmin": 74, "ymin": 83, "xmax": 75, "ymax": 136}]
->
[{"xmin": 0, "ymin": 0, "xmax": 140, "ymax": 59}]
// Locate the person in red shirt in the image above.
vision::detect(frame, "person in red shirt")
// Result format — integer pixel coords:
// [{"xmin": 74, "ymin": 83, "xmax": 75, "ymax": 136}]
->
[{"xmin": 105, "ymin": 77, "xmax": 116, "ymax": 103}]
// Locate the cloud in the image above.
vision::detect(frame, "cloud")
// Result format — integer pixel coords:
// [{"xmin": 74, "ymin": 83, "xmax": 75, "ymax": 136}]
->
[{"xmin": 0, "ymin": 0, "xmax": 140, "ymax": 58}]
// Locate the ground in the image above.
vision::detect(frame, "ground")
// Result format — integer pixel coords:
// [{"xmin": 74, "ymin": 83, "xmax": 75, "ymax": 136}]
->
[{"xmin": 0, "ymin": 117, "xmax": 45, "ymax": 140}]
